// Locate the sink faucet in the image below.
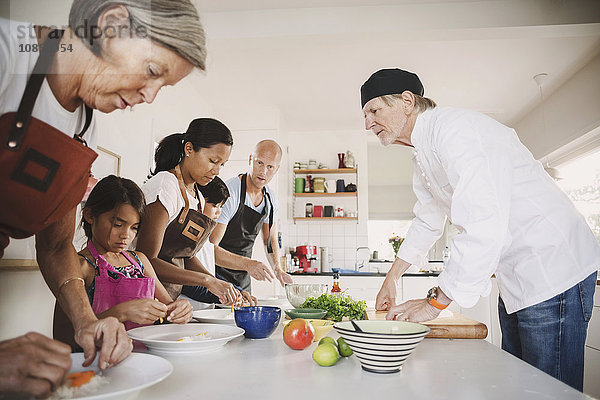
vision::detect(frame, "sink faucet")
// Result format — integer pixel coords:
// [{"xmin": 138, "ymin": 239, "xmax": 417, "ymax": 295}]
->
[{"xmin": 355, "ymin": 246, "xmax": 370, "ymax": 271}]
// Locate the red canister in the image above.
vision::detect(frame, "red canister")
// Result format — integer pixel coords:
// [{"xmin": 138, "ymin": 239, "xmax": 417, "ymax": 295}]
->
[{"xmin": 314, "ymin": 205, "xmax": 323, "ymax": 217}]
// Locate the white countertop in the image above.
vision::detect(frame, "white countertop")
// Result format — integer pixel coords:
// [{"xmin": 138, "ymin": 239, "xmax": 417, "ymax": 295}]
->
[{"xmin": 138, "ymin": 324, "xmax": 589, "ymax": 400}]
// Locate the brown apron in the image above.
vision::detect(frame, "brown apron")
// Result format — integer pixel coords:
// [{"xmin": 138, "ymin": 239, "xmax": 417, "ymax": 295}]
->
[
  {"xmin": 0, "ymin": 29, "xmax": 97, "ymax": 257},
  {"xmin": 157, "ymin": 166, "xmax": 216, "ymax": 299}
]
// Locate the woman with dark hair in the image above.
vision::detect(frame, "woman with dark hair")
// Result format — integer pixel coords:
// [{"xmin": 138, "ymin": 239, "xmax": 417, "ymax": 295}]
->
[
  {"xmin": 53, "ymin": 175, "xmax": 193, "ymax": 350},
  {"xmin": 136, "ymin": 118, "xmax": 246, "ymax": 305},
  {"xmin": 0, "ymin": 1, "xmax": 207, "ymax": 396}
]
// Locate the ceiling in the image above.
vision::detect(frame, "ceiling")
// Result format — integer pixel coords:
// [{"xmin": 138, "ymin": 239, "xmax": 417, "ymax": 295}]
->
[
  {"xmin": 184, "ymin": 0, "xmax": 600, "ymax": 136},
  {"xmin": 3, "ymin": 0, "xmax": 599, "ymax": 191},
  {"xmin": 4, "ymin": 0, "xmax": 599, "ymax": 137}
]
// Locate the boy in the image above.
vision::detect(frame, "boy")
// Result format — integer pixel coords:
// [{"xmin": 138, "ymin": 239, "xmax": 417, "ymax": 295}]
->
[{"xmin": 181, "ymin": 178, "xmax": 255, "ymax": 305}]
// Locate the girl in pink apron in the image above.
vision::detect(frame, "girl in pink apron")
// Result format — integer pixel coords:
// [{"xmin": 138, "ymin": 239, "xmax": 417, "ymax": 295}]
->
[{"xmin": 53, "ymin": 175, "xmax": 193, "ymax": 349}]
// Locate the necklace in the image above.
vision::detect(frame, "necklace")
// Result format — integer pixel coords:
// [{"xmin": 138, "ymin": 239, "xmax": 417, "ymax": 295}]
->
[{"xmin": 184, "ymin": 184, "xmax": 196, "ymax": 198}]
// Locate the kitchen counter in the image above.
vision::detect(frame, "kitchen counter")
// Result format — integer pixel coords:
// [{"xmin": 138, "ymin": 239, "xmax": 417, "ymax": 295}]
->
[
  {"xmin": 139, "ymin": 325, "xmax": 588, "ymax": 400},
  {"xmin": 290, "ymin": 271, "xmax": 441, "ymax": 277}
]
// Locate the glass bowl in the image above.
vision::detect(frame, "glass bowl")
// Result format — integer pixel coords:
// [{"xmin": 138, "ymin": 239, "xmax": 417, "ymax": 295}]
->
[{"xmin": 284, "ymin": 284, "xmax": 329, "ymax": 308}]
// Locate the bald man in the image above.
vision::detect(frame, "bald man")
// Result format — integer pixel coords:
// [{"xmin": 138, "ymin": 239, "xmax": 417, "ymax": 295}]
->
[{"xmin": 210, "ymin": 140, "xmax": 293, "ymax": 292}]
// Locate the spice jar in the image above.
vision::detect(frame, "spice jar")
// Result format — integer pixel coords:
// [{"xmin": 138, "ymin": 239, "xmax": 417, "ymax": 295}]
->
[{"xmin": 305, "ymin": 203, "xmax": 314, "ymax": 217}]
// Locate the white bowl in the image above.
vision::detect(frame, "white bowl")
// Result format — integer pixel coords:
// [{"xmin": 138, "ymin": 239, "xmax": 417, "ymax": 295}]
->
[
  {"xmin": 284, "ymin": 284, "xmax": 329, "ymax": 308},
  {"xmin": 333, "ymin": 320, "xmax": 429, "ymax": 373}
]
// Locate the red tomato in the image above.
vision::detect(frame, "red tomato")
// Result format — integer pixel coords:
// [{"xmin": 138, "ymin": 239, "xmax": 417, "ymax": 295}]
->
[{"xmin": 283, "ymin": 318, "xmax": 315, "ymax": 350}]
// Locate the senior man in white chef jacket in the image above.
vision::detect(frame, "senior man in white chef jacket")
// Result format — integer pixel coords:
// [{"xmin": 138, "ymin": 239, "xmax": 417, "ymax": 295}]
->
[{"xmin": 363, "ymin": 68, "xmax": 600, "ymax": 391}]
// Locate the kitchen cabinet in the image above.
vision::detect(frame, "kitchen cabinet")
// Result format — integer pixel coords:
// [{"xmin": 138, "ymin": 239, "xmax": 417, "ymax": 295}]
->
[
  {"xmin": 292, "ymin": 168, "xmax": 358, "ymax": 222},
  {"xmin": 583, "ymin": 282, "xmax": 600, "ymax": 398}
]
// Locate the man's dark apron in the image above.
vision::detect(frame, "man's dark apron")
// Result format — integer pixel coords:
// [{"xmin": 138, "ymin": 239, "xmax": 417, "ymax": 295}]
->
[
  {"xmin": 215, "ymin": 174, "xmax": 273, "ymax": 292},
  {"xmin": 157, "ymin": 166, "xmax": 216, "ymax": 300}
]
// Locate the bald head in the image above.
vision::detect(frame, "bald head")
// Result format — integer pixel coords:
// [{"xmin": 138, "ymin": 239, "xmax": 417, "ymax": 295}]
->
[
  {"xmin": 248, "ymin": 139, "xmax": 282, "ymax": 189},
  {"xmin": 253, "ymin": 139, "xmax": 282, "ymax": 161}
]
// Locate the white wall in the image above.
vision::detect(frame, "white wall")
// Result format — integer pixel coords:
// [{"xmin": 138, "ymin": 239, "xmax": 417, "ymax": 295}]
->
[
  {"xmin": 276, "ymin": 130, "xmax": 369, "ymax": 272},
  {"xmin": 0, "ymin": 270, "xmax": 55, "ymax": 340}
]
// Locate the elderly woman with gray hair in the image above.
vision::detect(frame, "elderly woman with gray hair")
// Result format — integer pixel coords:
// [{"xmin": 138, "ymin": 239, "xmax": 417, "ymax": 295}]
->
[{"xmin": 0, "ymin": 0, "xmax": 206, "ymax": 397}]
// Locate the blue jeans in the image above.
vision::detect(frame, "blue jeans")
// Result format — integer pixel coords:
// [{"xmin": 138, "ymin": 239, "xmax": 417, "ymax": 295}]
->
[
  {"xmin": 498, "ymin": 271, "xmax": 597, "ymax": 391},
  {"xmin": 181, "ymin": 285, "xmax": 220, "ymax": 303},
  {"xmin": 181, "ymin": 283, "xmax": 245, "ymax": 304}
]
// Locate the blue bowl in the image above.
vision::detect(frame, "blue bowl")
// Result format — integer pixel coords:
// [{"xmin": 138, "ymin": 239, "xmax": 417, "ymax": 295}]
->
[{"xmin": 234, "ymin": 306, "xmax": 282, "ymax": 339}]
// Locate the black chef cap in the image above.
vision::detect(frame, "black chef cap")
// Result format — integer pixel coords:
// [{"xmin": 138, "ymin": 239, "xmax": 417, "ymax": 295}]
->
[{"xmin": 361, "ymin": 68, "xmax": 424, "ymax": 108}]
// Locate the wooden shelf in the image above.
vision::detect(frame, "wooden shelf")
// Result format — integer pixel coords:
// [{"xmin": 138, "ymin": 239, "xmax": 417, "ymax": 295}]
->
[
  {"xmin": 0, "ymin": 259, "xmax": 39, "ymax": 271},
  {"xmin": 293, "ymin": 168, "xmax": 356, "ymax": 174},
  {"xmin": 293, "ymin": 192, "xmax": 356, "ymax": 197},
  {"xmin": 293, "ymin": 217, "xmax": 358, "ymax": 221}
]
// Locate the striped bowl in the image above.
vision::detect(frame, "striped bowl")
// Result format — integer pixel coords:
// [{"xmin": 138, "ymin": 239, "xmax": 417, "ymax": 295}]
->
[{"xmin": 333, "ymin": 320, "xmax": 430, "ymax": 373}]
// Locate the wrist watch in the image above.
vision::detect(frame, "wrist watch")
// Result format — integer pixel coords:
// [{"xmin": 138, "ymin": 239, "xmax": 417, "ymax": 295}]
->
[{"xmin": 427, "ymin": 286, "xmax": 449, "ymax": 310}]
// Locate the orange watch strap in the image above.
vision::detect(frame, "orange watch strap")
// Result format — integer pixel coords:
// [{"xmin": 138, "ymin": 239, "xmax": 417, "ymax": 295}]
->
[{"xmin": 428, "ymin": 297, "xmax": 449, "ymax": 310}]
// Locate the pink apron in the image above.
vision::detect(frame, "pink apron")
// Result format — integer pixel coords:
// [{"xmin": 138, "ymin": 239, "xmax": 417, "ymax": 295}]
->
[{"xmin": 88, "ymin": 240, "xmax": 155, "ymax": 330}]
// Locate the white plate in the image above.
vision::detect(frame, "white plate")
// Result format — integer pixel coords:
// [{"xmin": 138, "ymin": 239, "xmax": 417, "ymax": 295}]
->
[
  {"xmin": 256, "ymin": 296, "xmax": 289, "ymax": 306},
  {"xmin": 214, "ymin": 296, "xmax": 290, "ymax": 308},
  {"xmin": 52, "ymin": 352, "xmax": 172, "ymax": 399},
  {"xmin": 192, "ymin": 309, "xmax": 235, "ymax": 324},
  {"xmin": 127, "ymin": 324, "xmax": 244, "ymax": 356}
]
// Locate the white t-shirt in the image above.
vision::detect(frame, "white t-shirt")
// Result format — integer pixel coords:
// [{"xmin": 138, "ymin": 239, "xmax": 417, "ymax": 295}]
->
[
  {"xmin": 0, "ymin": 18, "xmax": 97, "ymax": 259},
  {"xmin": 217, "ymin": 175, "xmax": 278, "ymax": 225},
  {"xmin": 0, "ymin": 18, "xmax": 97, "ymax": 147},
  {"xmin": 142, "ymin": 171, "xmax": 205, "ymax": 223},
  {"xmin": 144, "ymin": 171, "xmax": 216, "ymax": 275}
]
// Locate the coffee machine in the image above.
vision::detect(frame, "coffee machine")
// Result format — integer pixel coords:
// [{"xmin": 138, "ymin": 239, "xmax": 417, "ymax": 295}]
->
[{"xmin": 296, "ymin": 245, "xmax": 319, "ymax": 273}]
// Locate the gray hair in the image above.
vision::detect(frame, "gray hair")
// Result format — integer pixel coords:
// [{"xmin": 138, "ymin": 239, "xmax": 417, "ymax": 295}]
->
[
  {"xmin": 68, "ymin": 0, "xmax": 206, "ymax": 71},
  {"xmin": 381, "ymin": 93, "xmax": 437, "ymax": 113}
]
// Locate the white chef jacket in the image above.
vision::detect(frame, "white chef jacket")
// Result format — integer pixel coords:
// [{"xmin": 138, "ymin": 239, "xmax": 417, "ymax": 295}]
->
[{"xmin": 396, "ymin": 107, "xmax": 600, "ymax": 313}]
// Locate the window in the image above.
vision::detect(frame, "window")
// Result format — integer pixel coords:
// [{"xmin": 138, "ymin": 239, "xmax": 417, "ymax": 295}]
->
[
  {"xmin": 555, "ymin": 148, "xmax": 600, "ymax": 244},
  {"xmin": 367, "ymin": 220, "xmax": 412, "ymax": 261}
]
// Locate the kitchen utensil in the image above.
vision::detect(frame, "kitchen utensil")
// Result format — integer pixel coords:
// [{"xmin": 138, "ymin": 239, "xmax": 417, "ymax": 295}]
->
[
  {"xmin": 336, "ymin": 179, "xmax": 345, "ymax": 192},
  {"xmin": 345, "ymin": 183, "xmax": 357, "ymax": 192},
  {"xmin": 333, "ymin": 320, "xmax": 430, "ymax": 373},
  {"xmin": 367, "ymin": 309, "xmax": 488, "ymax": 339},
  {"xmin": 285, "ymin": 283, "xmax": 329, "ymax": 308},
  {"xmin": 294, "ymin": 178, "xmax": 305, "ymax": 193},
  {"xmin": 284, "ymin": 308, "xmax": 327, "ymax": 319},
  {"xmin": 323, "ymin": 205, "xmax": 334, "ymax": 217},
  {"xmin": 314, "ymin": 205, "xmax": 323, "ymax": 217},
  {"xmin": 308, "ymin": 159, "xmax": 317, "ymax": 169},
  {"xmin": 324, "ymin": 179, "xmax": 336, "ymax": 193},
  {"xmin": 350, "ymin": 320, "xmax": 364, "ymax": 332},
  {"xmin": 337, "ymin": 153, "xmax": 346, "ymax": 168},
  {"xmin": 127, "ymin": 324, "xmax": 244, "ymax": 355},
  {"xmin": 334, "ymin": 206, "xmax": 344, "ymax": 217},
  {"xmin": 295, "ymin": 245, "xmax": 318, "ymax": 272},
  {"xmin": 320, "ymin": 246, "xmax": 332, "ymax": 272},
  {"xmin": 234, "ymin": 306, "xmax": 282, "ymax": 339},
  {"xmin": 312, "ymin": 177, "xmax": 325, "ymax": 192}
]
